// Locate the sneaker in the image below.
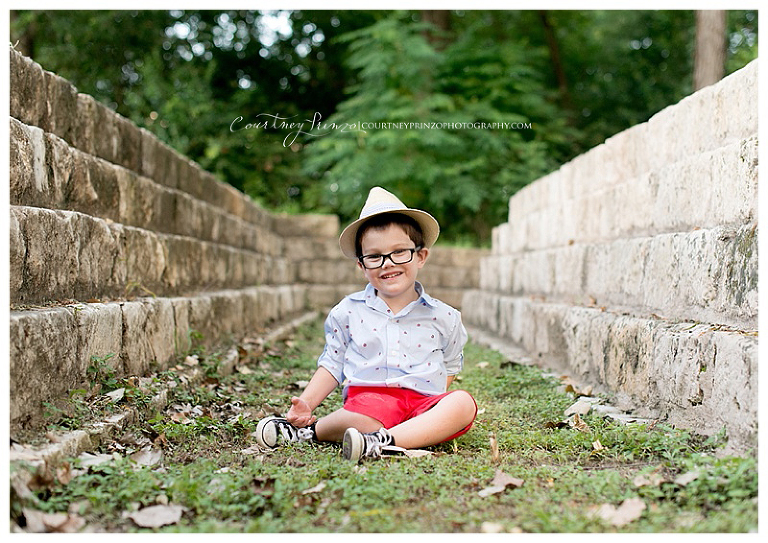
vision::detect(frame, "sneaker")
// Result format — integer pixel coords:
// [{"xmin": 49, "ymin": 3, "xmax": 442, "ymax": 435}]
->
[
  {"xmin": 255, "ymin": 416, "xmax": 315, "ymax": 449},
  {"xmin": 342, "ymin": 427, "xmax": 394, "ymax": 461}
]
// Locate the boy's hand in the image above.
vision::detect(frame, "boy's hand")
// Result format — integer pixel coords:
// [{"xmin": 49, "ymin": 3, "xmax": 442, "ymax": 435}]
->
[{"xmin": 286, "ymin": 396, "xmax": 316, "ymax": 427}]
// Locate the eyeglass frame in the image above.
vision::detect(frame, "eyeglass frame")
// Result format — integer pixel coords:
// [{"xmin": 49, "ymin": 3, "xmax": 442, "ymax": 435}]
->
[{"xmin": 357, "ymin": 246, "xmax": 423, "ymax": 269}]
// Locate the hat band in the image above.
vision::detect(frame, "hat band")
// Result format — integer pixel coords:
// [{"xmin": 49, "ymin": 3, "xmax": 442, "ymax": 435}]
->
[{"xmin": 359, "ymin": 202, "xmax": 407, "ymax": 218}]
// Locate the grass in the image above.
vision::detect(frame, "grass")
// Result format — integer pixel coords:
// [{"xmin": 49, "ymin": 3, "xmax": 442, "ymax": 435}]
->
[{"xmin": 10, "ymin": 317, "xmax": 758, "ymax": 533}]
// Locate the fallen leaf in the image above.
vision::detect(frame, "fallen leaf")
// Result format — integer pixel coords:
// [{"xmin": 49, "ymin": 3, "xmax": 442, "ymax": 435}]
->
[
  {"xmin": 568, "ymin": 413, "xmax": 590, "ymax": 432},
  {"xmin": 478, "ymin": 485, "xmax": 506, "ymax": 498},
  {"xmin": 56, "ymin": 463, "xmax": 74, "ymax": 485},
  {"xmin": 480, "ymin": 521, "xmax": 505, "ymax": 533},
  {"xmin": 22, "ymin": 508, "xmax": 86, "ymax": 533},
  {"xmin": 674, "ymin": 471, "xmax": 700, "ymax": 486},
  {"xmin": 492, "ymin": 469, "xmax": 524, "ymax": 488},
  {"xmin": 380, "ymin": 446, "xmax": 434, "ymax": 458},
  {"xmin": 237, "ymin": 365, "xmax": 254, "ymax": 375},
  {"xmin": 77, "ymin": 452, "xmax": 114, "ymax": 469},
  {"xmin": 184, "ymin": 355, "xmax": 199, "ymax": 366},
  {"xmin": 564, "ymin": 400, "xmax": 592, "ymax": 417},
  {"xmin": 633, "ymin": 470, "xmax": 669, "ymax": 488},
  {"xmin": 544, "ymin": 420, "xmax": 569, "ymax": 430},
  {"xmin": 240, "ymin": 444, "xmax": 265, "ymax": 455},
  {"xmin": 127, "ymin": 504, "xmax": 185, "ymax": 528},
  {"xmin": 592, "ymin": 440, "xmax": 605, "ymax": 452},
  {"xmin": 476, "ymin": 361, "xmax": 490, "ymax": 369},
  {"xmin": 105, "ymin": 388, "xmax": 125, "ymax": 403},
  {"xmin": 130, "ymin": 448, "xmax": 163, "ymax": 467},
  {"xmin": 301, "ymin": 481, "xmax": 327, "ymax": 495},
  {"xmin": 592, "ymin": 497, "xmax": 646, "ymax": 527}
]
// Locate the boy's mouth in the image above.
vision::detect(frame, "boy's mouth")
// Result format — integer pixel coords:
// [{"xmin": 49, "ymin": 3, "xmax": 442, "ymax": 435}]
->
[{"xmin": 380, "ymin": 271, "xmax": 402, "ymax": 280}]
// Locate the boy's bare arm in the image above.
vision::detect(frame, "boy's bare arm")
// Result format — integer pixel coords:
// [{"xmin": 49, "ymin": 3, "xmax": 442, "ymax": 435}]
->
[
  {"xmin": 446, "ymin": 374, "xmax": 456, "ymax": 388},
  {"xmin": 286, "ymin": 366, "xmax": 339, "ymax": 427}
]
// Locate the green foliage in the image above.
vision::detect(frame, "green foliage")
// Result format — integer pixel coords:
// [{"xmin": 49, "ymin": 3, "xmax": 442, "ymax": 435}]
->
[
  {"xmin": 10, "ymin": 9, "xmax": 759, "ymax": 245},
  {"xmin": 302, "ymin": 12, "xmax": 565, "ymax": 243}
]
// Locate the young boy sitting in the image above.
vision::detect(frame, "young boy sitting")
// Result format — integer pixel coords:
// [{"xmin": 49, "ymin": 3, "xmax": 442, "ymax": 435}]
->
[{"xmin": 255, "ymin": 187, "xmax": 478, "ymax": 461}]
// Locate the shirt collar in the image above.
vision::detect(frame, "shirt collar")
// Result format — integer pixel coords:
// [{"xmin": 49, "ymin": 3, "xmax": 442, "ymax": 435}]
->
[{"xmin": 353, "ymin": 282, "xmax": 438, "ymax": 309}]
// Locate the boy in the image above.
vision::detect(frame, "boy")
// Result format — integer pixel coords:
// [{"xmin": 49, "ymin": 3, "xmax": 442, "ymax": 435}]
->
[{"xmin": 256, "ymin": 187, "xmax": 478, "ymax": 461}]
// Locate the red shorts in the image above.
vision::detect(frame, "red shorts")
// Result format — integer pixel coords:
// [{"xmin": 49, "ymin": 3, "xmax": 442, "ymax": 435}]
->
[{"xmin": 343, "ymin": 386, "xmax": 477, "ymax": 443}]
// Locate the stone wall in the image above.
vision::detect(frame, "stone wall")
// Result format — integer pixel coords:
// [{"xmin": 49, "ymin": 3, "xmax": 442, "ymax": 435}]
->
[
  {"xmin": 462, "ymin": 60, "xmax": 758, "ymax": 453},
  {"xmin": 8, "ymin": 49, "xmax": 486, "ymax": 431}
]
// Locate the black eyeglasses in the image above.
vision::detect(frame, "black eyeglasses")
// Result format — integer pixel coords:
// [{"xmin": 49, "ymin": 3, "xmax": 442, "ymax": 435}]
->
[{"xmin": 358, "ymin": 247, "xmax": 422, "ymax": 269}]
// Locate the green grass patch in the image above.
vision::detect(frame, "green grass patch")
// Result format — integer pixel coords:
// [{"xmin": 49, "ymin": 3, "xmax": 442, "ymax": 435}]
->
[{"xmin": 12, "ymin": 317, "xmax": 758, "ymax": 533}]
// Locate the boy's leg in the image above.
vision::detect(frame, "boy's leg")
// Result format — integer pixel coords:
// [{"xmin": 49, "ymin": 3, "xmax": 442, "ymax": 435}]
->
[
  {"xmin": 314, "ymin": 407, "xmax": 384, "ymax": 442},
  {"xmin": 387, "ymin": 390, "xmax": 477, "ymax": 449}
]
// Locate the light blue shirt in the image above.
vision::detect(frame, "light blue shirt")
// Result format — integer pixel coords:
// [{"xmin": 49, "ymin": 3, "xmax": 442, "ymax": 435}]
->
[{"xmin": 317, "ymin": 282, "xmax": 467, "ymax": 397}]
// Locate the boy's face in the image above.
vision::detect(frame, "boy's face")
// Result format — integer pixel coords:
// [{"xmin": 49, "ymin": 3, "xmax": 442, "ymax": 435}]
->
[{"xmin": 357, "ymin": 223, "xmax": 428, "ymax": 306}]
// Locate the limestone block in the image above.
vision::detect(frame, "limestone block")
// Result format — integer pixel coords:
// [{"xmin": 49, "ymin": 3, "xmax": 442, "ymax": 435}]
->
[
  {"xmin": 117, "ymin": 225, "xmax": 167, "ymax": 295},
  {"xmin": 286, "ymin": 236, "xmax": 343, "ymax": 260},
  {"xmin": 72, "ymin": 93, "xmax": 97, "ymax": 155},
  {"xmin": 42, "ymin": 70, "xmax": 78, "ymax": 144},
  {"xmin": 8, "ymin": 210, "xmax": 25, "ymax": 295},
  {"xmin": 150, "ymin": 140, "xmax": 181, "ymax": 190},
  {"xmin": 10, "ymin": 49, "xmax": 46, "ymax": 127},
  {"xmin": 12, "ymin": 207, "xmax": 79, "ymax": 302},
  {"xmin": 274, "ymin": 213, "xmax": 340, "ymax": 238},
  {"xmin": 9, "ymin": 308, "xmax": 79, "ymax": 428},
  {"xmin": 296, "ymin": 259, "xmax": 360, "ymax": 285},
  {"xmin": 75, "ymin": 303, "xmax": 124, "ymax": 375},
  {"xmin": 120, "ymin": 298, "xmax": 176, "ymax": 375},
  {"xmin": 9, "ymin": 118, "xmax": 48, "ymax": 207},
  {"xmin": 170, "ymin": 298, "xmax": 193, "ymax": 355},
  {"xmin": 44, "ymin": 132, "xmax": 78, "ymax": 209}
]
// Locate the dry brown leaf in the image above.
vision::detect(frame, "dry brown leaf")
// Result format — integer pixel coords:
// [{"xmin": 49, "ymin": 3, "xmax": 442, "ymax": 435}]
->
[
  {"xmin": 674, "ymin": 471, "xmax": 700, "ymax": 486},
  {"xmin": 127, "ymin": 504, "xmax": 185, "ymax": 528},
  {"xmin": 22, "ymin": 508, "xmax": 85, "ymax": 533},
  {"xmin": 592, "ymin": 497, "xmax": 646, "ymax": 527},
  {"xmin": 568, "ymin": 413, "xmax": 591, "ymax": 432},
  {"xmin": 478, "ymin": 485, "xmax": 506, "ymax": 498},
  {"xmin": 491, "ymin": 469, "xmax": 524, "ymax": 489},
  {"xmin": 564, "ymin": 399, "xmax": 592, "ymax": 417},
  {"xmin": 592, "ymin": 440, "xmax": 605, "ymax": 452},
  {"xmin": 633, "ymin": 472, "xmax": 668, "ymax": 488},
  {"xmin": 130, "ymin": 448, "xmax": 163, "ymax": 466},
  {"xmin": 301, "ymin": 481, "xmax": 327, "ymax": 495}
]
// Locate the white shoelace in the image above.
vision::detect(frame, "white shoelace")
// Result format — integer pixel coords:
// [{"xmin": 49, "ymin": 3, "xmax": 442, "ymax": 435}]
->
[{"xmin": 363, "ymin": 428, "xmax": 393, "ymax": 458}]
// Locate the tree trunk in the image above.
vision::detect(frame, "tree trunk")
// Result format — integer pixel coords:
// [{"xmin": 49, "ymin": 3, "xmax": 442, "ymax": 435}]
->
[
  {"xmin": 420, "ymin": 10, "xmax": 451, "ymax": 50},
  {"xmin": 538, "ymin": 11, "xmax": 574, "ymax": 115},
  {"xmin": 693, "ymin": 10, "xmax": 727, "ymax": 91}
]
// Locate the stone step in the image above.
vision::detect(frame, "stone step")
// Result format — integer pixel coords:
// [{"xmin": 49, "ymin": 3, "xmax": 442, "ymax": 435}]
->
[
  {"xmin": 10, "ymin": 49, "xmax": 273, "ymax": 227},
  {"xmin": 9, "ymin": 205, "xmax": 326, "ymax": 304},
  {"xmin": 9, "ymin": 117, "xmax": 296, "ymax": 255},
  {"xmin": 480, "ymin": 222, "xmax": 757, "ymax": 330},
  {"xmin": 461, "ymin": 291, "xmax": 757, "ymax": 453},
  {"xmin": 499, "ymin": 135, "xmax": 757, "ymax": 254},
  {"xmin": 9, "ymin": 310, "xmax": 321, "ymax": 474},
  {"xmin": 8, "ymin": 285, "xmax": 316, "ymax": 431}
]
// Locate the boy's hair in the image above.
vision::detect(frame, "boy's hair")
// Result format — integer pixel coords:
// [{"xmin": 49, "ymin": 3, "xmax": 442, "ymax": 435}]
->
[{"xmin": 354, "ymin": 213, "xmax": 425, "ymax": 257}]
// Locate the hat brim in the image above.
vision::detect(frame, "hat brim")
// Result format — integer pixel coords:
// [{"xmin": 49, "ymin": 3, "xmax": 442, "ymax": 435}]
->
[{"xmin": 339, "ymin": 209, "xmax": 440, "ymax": 259}]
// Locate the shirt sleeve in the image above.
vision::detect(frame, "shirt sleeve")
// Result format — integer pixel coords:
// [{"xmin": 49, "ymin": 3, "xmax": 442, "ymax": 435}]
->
[
  {"xmin": 443, "ymin": 309, "xmax": 468, "ymax": 375},
  {"xmin": 316, "ymin": 307, "xmax": 348, "ymax": 385}
]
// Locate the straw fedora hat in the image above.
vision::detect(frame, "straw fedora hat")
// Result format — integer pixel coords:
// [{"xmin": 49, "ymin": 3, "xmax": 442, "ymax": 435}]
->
[{"xmin": 339, "ymin": 187, "xmax": 440, "ymax": 259}]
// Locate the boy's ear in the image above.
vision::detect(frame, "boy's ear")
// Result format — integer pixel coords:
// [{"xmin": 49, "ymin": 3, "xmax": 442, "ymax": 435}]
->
[{"xmin": 416, "ymin": 247, "xmax": 429, "ymax": 266}]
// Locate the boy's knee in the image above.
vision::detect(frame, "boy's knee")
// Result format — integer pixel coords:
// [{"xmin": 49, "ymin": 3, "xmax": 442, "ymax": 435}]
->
[{"xmin": 450, "ymin": 390, "xmax": 478, "ymax": 420}]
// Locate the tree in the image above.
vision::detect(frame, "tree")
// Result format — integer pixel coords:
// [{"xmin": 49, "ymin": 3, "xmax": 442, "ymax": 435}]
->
[
  {"xmin": 693, "ymin": 10, "xmax": 727, "ymax": 90},
  {"xmin": 301, "ymin": 12, "xmax": 569, "ymax": 244}
]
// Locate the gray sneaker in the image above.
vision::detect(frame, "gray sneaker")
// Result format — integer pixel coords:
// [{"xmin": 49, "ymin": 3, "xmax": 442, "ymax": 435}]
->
[
  {"xmin": 255, "ymin": 416, "xmax": 315, "ymax": 449},
  {"xmin": 342, "ymin": 427, "xmax": 394, "ymax": 461}
]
